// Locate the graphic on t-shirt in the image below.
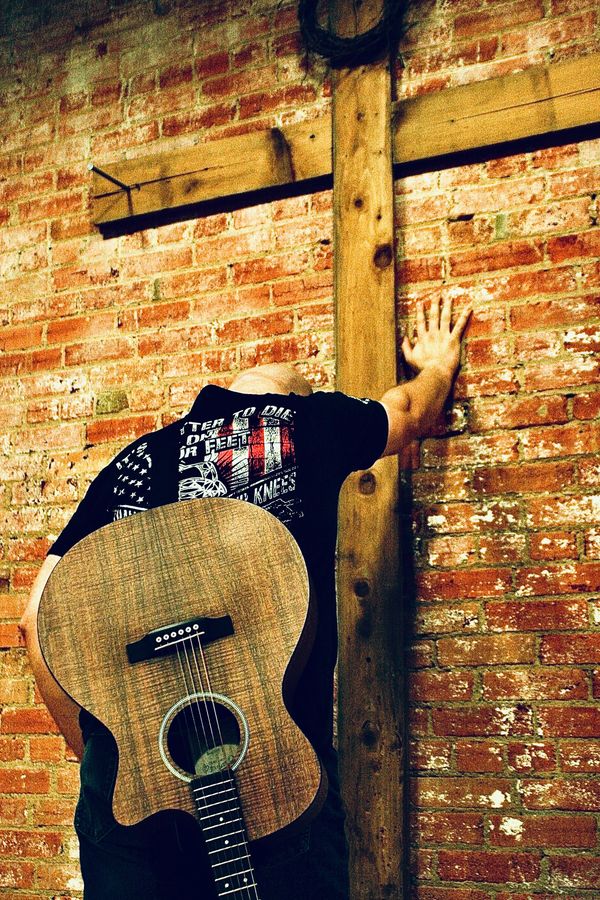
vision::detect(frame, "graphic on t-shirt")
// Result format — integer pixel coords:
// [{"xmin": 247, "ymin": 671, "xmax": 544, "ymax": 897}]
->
[
  {"xmin": 111, "ymin": 441, "xmax": 152, "ymax": 521},
  {"xmin": 177, "ymin": 403, "xmax": 303, "ymax": 524}
]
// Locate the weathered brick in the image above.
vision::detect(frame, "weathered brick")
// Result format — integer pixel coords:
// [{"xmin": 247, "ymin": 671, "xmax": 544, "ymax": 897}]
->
[
  {"xmin": 438, "ymin": 633, "xmax": 537, "ymax": 666},
  {"xmin": 438, "ymin": 847, "xmax": 541, "ymax": 883},
  {"xmin": 489, "ymin": 813, "xmax": 596, "ymax": 847}
]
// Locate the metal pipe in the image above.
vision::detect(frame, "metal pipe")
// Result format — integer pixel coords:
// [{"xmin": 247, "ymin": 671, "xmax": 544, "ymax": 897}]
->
[{"xmin": 87, "ymin": 163, "xmax": 131, "ymax": 192}]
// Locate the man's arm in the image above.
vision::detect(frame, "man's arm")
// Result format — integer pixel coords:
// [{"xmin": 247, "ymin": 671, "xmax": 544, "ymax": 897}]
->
[
  {"xmin": 19, "ymin": 554, "xmax": 84, "ymax": 760},
  {"xmin": 379, "ymin": 297, "xmax": 471, "ymax": 457}
]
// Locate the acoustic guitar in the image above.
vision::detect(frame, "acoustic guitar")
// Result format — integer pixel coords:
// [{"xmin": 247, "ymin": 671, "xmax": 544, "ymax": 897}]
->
[{"xmin": 38, "ymin": 497, "xmax": 327, "ymax": 899}]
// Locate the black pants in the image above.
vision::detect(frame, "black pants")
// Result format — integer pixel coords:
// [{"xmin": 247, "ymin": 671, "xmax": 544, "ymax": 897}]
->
[{"xmin": 75, "ymin": 727, "xmax": 350, "ymax": 900}]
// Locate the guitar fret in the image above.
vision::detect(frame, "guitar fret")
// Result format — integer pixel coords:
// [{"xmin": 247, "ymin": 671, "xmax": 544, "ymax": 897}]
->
[
  {"xmin": 190, "ymin": 774, "xmax": 259, "ymax": 898},
  {"xmin": 205, "ymin": 828, "xmax": 244, "ymax": 843},
  {"xmin": 215, "ymin": 866, "xmax": 253, "ymax": 882},
  {"xmin": 210, "ymin": 853, "xmax": 250, "ymax": 875},
  {"xmin": 203, "ymin": 816, "xmax": 242, "ymax": 831},
  {"xmin": 193, "ymin": 785, "xmax": 236, "ymax": 801},
  {"xmin": 195, "ymin": 797, "xmax": 234, "ymax": 812},
  {"xmin": 218, "ymin": 884, "xmax": 258, "ymax": 898},
  {"xmin": 209, "ymin": 842, "xmax": 247, "ymax": 857}
]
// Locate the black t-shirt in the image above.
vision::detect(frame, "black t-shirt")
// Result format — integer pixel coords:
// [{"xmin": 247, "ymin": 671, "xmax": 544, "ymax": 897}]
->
[{"xmin": 49, "ymin": 385, "xmax": 388, "ymax": 752}]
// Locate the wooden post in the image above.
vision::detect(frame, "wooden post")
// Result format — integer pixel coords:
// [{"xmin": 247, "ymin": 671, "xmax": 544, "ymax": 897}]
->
[{"xmin": 331, "ymin": 2, "xmax": 404, "ymax": 898}]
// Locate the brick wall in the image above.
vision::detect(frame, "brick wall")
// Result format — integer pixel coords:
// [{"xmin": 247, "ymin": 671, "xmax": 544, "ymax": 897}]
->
[{"xmin": 0, "ymin": 0, "xmax": 598, "ymax": 896}]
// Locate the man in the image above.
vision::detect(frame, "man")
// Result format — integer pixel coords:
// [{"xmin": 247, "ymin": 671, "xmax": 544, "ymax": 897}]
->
[{"xmin": 21, "ymin": 296, "xmax": 470, "ymax": 899}]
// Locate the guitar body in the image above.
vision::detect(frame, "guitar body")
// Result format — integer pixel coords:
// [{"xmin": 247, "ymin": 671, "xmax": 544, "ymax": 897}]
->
[{"xmin": 38, "ymin": 497, "xmax": 326, "ymax": 844}]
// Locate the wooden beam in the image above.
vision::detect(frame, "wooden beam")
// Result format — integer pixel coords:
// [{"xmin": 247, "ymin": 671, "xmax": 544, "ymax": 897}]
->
[
  {"xmin": 393, "ymin": 51, "xmax": 600, "ymax": 164},
  {"xmin": 91, "ymin": 119, "xmax": 330, "ymax": 225},
  {"xmin": 92, "ymin": 52, "xmax": 600, "ymax": 229},
  {"xmin": 331, "ymin": 2, "xmax": 403, "ymax": 898}
]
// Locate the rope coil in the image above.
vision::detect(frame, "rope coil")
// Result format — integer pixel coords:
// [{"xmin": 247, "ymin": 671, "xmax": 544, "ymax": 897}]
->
[{"xmin": 297, "ymin": 0, "xmax": 409, "ymax": 68}]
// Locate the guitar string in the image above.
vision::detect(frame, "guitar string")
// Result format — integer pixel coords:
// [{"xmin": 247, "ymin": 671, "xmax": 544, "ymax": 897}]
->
[
  {"xmin": 151, "ymin": 504, "xmax": 257, "ymax": 897},
  {"xmin": 174, "ymin": 622, "xmax": 246, "ymax": 895},
  {"xmin": 146, "ymin": 506, "xmax": 236, "ymax": 891},
  {"xmin": 192, "ymin": 632, "xmax": 258, "ymax": 899},
  {"xmin": 179, "ymin": 613, "xmax": 256, "ymax": 897}
]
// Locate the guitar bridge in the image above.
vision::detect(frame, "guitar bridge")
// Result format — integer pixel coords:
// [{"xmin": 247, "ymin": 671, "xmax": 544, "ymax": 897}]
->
[{"xmin": 126, "ymin": 614, "xmax": 234, "ymax": 664}]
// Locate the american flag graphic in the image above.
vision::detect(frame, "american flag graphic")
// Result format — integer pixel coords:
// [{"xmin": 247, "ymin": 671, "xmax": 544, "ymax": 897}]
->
[{"xmin": 178, "ymin": 408, "xmax": 301, "ymax": 524}]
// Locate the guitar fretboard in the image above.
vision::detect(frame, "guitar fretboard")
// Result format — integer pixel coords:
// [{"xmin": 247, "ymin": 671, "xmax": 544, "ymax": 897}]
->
[{"xmin": 190, "ymin": 771, "xmax": 261, "ymax": 899}]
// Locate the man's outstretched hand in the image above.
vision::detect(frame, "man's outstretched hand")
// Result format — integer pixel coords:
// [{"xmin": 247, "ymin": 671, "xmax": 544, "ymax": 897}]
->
[
  {"xmin": 402, "ymin": 297, "xmax": 471, "ymax": 383},
  {"xmin": 379, "ymin": 297, "xmax": 472, "ymax": 457}
]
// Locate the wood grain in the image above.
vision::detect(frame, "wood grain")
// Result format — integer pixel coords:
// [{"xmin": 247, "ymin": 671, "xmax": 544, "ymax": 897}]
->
[
  {"xmin": 38, "ymin": 498, "xmax": 324, "ymax": 842},
  {"xmin": 331, "ymin": 1, "xmax": 404, "ymax": 897},
  {"xmin": 91, "ymin": 53, "xmax": 600, "ymax": 226}
]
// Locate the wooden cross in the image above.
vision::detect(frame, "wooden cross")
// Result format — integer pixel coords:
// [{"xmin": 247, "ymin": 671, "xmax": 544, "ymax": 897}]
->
[{"xmin": 88, "ymin": 4, "xmax": 600, "ymax": 896}]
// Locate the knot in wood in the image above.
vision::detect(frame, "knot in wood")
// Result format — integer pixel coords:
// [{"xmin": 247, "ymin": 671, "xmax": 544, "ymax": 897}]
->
[
  {"xmin": 360, "ymin": 720, "xmax": 379, "ymax": 748},
  {"xmin": 354, "ymin": 578, "xmax": 370, "ymax": 597},
  {"xmin": 373, "ymin": 242, "xmax": 392, "ymax": 269},
  {"xmin": 358, "ymin": 471, "xmax": 375, "ymax": 494}
]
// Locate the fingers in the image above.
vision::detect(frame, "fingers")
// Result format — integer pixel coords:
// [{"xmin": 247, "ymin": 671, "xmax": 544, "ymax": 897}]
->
[
  {"xmin": 440, "ymin": 295, "xmax": 451, "ymax": 331},
  {"xmin": 452, "ymin": 305, "xmax": 472, "ymax": 338},
  {"xmin": 401, "ymin": 335, "xmax": 415, "ymax": 367},
  {"xmin": 429, "ymin": 295, "xmax": 440, "ymax": 331},
  {"xmin": 416, "ymin": 300, "xmax": 426, "ymax": 340}
]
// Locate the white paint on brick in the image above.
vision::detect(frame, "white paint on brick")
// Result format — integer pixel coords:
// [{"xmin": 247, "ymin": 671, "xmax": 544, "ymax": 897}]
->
[
  {"xmin": 488, "ymin": 789, "xmax": 510, "ymax": 808},
  {"xmin": 499, "ymin": 816, "xmax": 524, "ymax": 839}
]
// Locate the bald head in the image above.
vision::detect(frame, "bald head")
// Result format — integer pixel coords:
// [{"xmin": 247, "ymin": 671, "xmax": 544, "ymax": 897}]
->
[{"xmin": 230, "ymin": 363, "xmax": 313, "ymax": 397}]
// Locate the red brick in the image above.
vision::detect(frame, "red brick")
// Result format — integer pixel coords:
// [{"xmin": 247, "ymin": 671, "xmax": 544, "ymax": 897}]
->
[
  {"xmin": 0, "ymin": 769, "xmax": 50, "ymax": 794},
  {"xmin": 409, "ymin": 739, "xmax": 452, "ymax": 771},
  {"xmin": 547, "ymin": 228, "xmax": 600, "ymax": 262},
  {"xmin": 454, "ymin": 1, "xmax": 545, "ymax": 39},
  {"xmin": 409, "ymin": 670, "xmax": 474, "ymax": 701},
  {"xmin": 527, "ymin": 495, "xmax": 600, "ymax": 528},
  {"xmin": 538, "ymin": 707, "xmax": 600, "ymax": 737},
  {"xmin": 86, "ymin": 414, "xmax": 157, "ymax": 446},
  {"xmin": 470, "ymin": 395, "xmax": 568, "ymax": 432},
  {"xmin": 473, "ymin": 461, "xmax": 573, "ymax": 495},
  {"xmin": 432, "ymin": 705, "xmax": 533, "ymax": 737},
  {"xmin": 162, "ymin": 103, "xmax": 236, "ymax": 135},
  {"xmin": 438, "ymin": 848, "xmax": 541, "ymax": 883},
  {"xmin": 412, "ymin": 811, "xmax": 484, "ymax": 844},
  {"xmin": 0, "ymin": 708, "xmax": 59, "ymax": 735},
  {"xmin": 454, "ymin": 368, "xmax": 519, "ymax": 398},
  {"xmin": 483, "ymin": 668, "xmax": 588, "ymax": 700},
  {"xmin": 486, "ymin": 598, "xmax": 588, "ymax": 630},
  {"xmin": 424, "ymin": 500, "xmax": 522, "ymax": 534},
  {"xmin": 519, "ymin": 422, "xmax": 600, "ymax": 460},
  {"xmin": 520, "ymin": 778, "xmax": 600, "ymax": 810},
  {"xmin": 560, "ymin": 740, "xmax": 600, "ymax": 772},
  {"xmin": 417, "ymin": 568, "xmax": 512, "ymax": 601},
  {"xmin": 65, "ymin": 336, "xmax": 136, "ymax": 366},
  {"xmin": 412, "ymin": 776, "xmax": 513, "ymax": 809},
  {"xmin": 422, "ymin": 433, "xmax": 519, "ymax": 468},
  {"xmin": 489, "ymin": 813, "xmax": 595, "ymax": 847},
  {"xmin": 523, "ymin": 356, "xmax": 600, "ymax": 391},
  {"xmin": 240, "ymin": 84, "xmax": 317, "ymax": 119},
  {"xmin": 548, "ymin": 854, "xmax": 600, "ymax": 890},
  {"xmin": 449, "ymin": 240, "xmax": 544, "ymax": 276},
  {"xmin": 530, "ymin": 531, "xmax": 578, "ymax": 560},
  {"xmin": 507, "ymin": 742, "xmax": 557, "ymax": 773},
  {"xmin": 0, "ymin": 324, "xmax": 43, "ymax": 352},
  {"xmin": 541, "ymin": 633, "xmax": 600, "ymax": 663},
  {"xmin": 417, "ymin": 889, "xmax": 488, "ymax": 900},
  {"xmin": 0, "ymin": 829, "xmax": 62, "ymax": 858},
  {"xmin": 513, "ymin": 564, "xmax": 600, "ymax": 597},
  {"xmin": 46, "ymin": 312, "xmax": 115, "ymax": 344},
  {"xmin": 455, "ymin": 740, "xmax": 505, "ymax": 772},
  {"xmin": 438, "ymin": 634, "xmax": 537, "ymax": 666},
  {"xmin": 0, "ymin": 860, "xmax": 34, "ymax": 888}
]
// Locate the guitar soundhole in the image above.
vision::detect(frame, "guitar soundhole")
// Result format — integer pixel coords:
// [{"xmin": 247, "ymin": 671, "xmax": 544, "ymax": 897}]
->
[{"xmin": 167, "ymin": 699, "xmax": 242, "ymax": 777}]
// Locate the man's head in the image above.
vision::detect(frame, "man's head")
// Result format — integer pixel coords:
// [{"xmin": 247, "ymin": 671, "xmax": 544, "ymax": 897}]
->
[{"xmin": 229, "ymin": 363, "xmax": 313, "ymax": 396}]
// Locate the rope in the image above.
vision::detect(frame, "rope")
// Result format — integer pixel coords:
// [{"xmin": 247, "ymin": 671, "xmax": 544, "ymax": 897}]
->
[{"xmin": 297, "ymin": 0, "xmax": 410, "ymax": 68}]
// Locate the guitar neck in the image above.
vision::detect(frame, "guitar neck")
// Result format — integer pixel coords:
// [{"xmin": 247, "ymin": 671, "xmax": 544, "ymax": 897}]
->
[{"xmin": 190, "ymin": 770, "xmax": 261, "ymax": 899}]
